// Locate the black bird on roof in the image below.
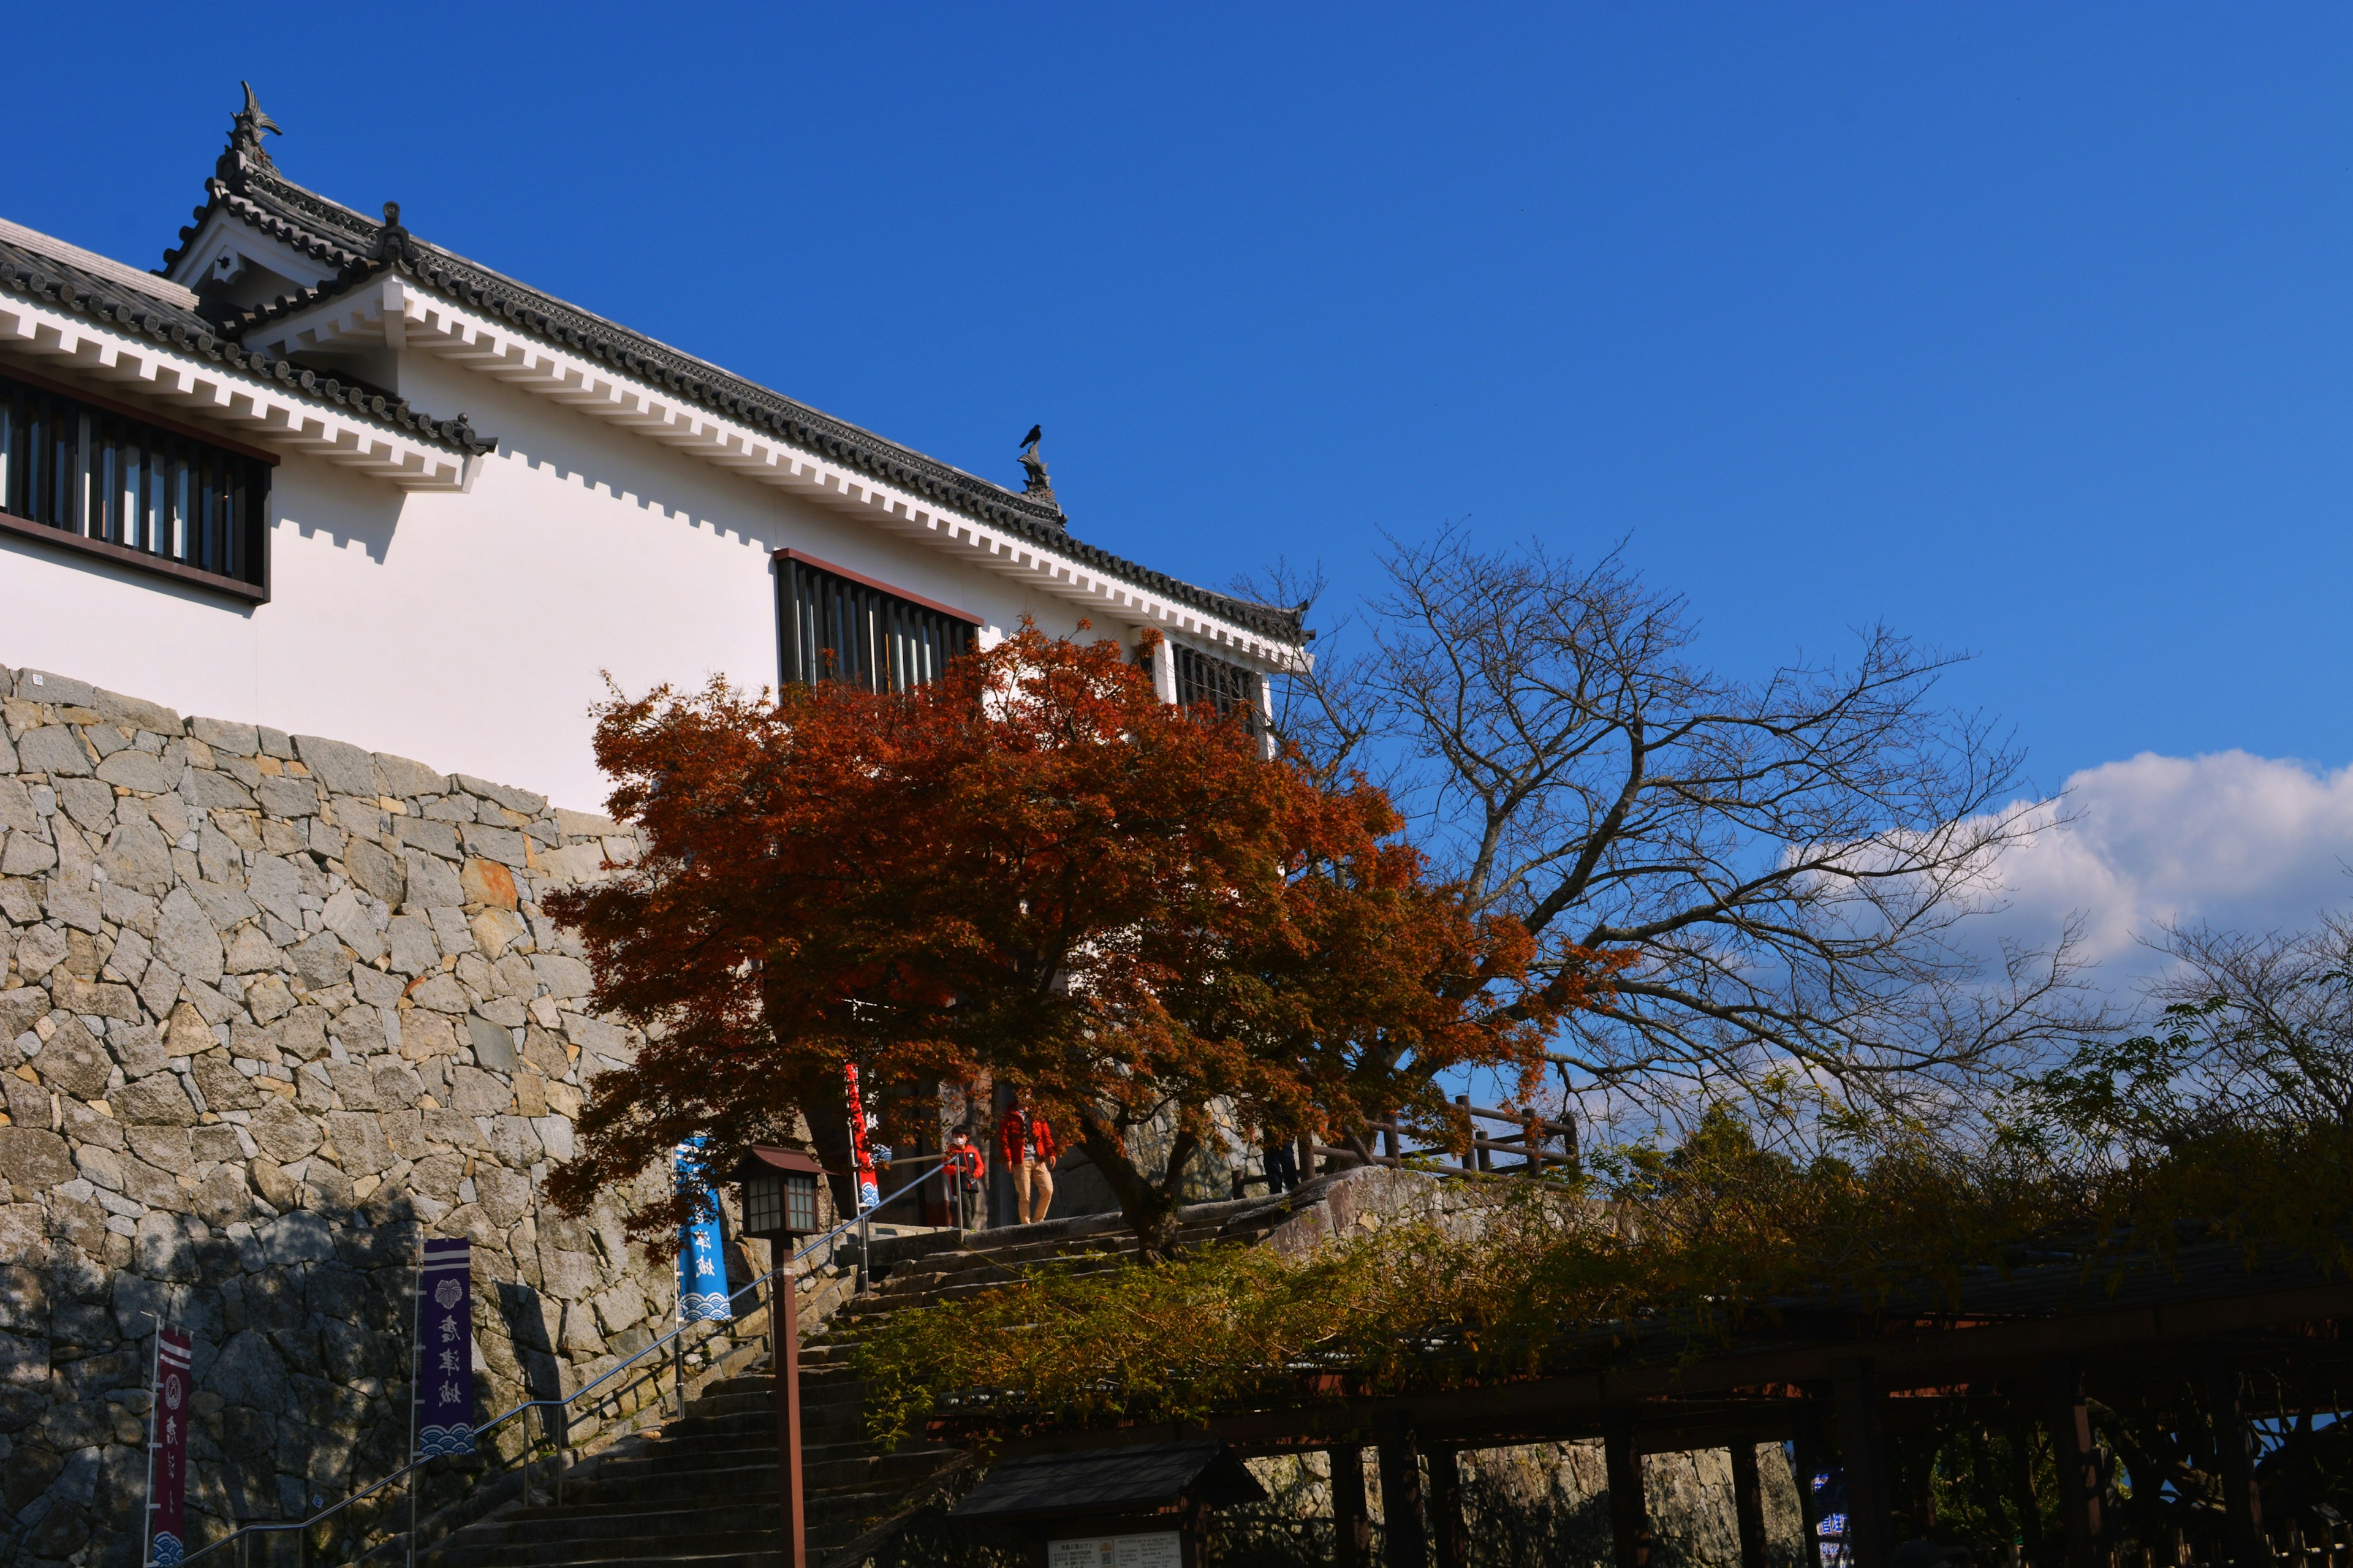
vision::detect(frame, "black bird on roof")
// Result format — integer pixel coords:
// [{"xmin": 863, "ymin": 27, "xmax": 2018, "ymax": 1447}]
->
[{"xmin": 1018, "ymin": 424, "xmax": 1042, "ymax": 450}]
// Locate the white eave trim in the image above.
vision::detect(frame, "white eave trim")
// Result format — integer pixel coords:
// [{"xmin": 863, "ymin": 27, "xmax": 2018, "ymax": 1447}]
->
[
  {"xmin": 250, "ymin": 276, "xmax": 1304, "ymax": 670},
  {"xmin": 0, "ymin": 290, "xmax": 469, "ymax": 490}
]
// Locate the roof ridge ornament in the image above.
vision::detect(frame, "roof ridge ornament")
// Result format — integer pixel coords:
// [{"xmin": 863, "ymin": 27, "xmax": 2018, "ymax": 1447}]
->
[
  {"xmin": 374, "ymin": 202, "xmax": 412, "ymax": 262},
  {"xmin": 219, "ymin": 81, "xmax": 282, "ymax": 183},
  {"xmin": 1017, "ymin": 424, "xmax": 1058, "ymax": 515}
]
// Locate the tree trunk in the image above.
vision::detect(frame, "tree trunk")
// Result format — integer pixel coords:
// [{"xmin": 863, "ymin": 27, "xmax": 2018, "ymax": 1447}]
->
[{"xmin": 1074, "ymin": 1117, "xmax": 1191, "ymax": 1259}]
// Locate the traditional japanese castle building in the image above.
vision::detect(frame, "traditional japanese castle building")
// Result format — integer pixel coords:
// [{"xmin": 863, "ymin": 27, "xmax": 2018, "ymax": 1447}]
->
[{"xmin": 0, "ymin": 88, "xmax": 1302, "ymax": 808}]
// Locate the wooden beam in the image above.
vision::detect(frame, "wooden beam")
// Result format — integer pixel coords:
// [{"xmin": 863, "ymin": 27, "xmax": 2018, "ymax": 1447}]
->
[
  {"xmin": 1603, "ymin": 1407, "xmax": 1652, "ymax": 1568},
  {"xmin": 2043, "ymin": 1358, "xmax": 2104, "ymax": 1568},
  {"xmin": 1793, "ymin": 1401, "xmax": 1832, "ymax": 1568},
  {"xmin": 1832, "ymin": 1359, "xmax": 1893, "ymax": 1568},
  {"xmin": 1375, "ymin": 1422, "xmax": 1427, "ymax": 1568},
  {"xmin": 1167, "ymin": 1278, "xmax": 2353, "ymax": 1458},
  {"xmin": 1427, "ymin": 1447, "xmax": 1469, "ymax": 1568},
  {"xmin": 2207, "ymin": 1364, "xmax": 2272, "ymax": 1568},
  {"xmin": 1730, "ymin": 1442, "xmax": 1770, "ymax": 1568},
  {"xmin": 1332, "ymin": 1445, "xmax": 1370, "ymax": 1568}
]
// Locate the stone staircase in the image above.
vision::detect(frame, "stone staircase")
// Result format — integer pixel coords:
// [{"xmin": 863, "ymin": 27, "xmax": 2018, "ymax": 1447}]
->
[{"xmin": 405, "ymin": 1180, "xmax": 1346, "ymax": 1568}]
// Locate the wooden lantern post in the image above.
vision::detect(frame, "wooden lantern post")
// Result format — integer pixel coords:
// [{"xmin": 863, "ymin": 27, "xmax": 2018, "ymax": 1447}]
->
[{"xmin": 732, "ymin": 1145, "xmax": 827, "ymax": 1568}]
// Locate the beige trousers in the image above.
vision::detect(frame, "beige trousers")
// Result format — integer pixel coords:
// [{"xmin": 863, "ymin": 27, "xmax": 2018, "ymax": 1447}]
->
[{"xmin": 1012, "ymin": 1157, "xmax": 1055, "ymax": 1224}]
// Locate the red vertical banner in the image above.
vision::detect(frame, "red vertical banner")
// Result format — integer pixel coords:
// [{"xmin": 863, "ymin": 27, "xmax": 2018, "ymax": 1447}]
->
[
  {"xmin": 148, "ymin": 1328, "xmax": 192, "ymax": 1565},
  {"xmin": 844, "ymin": 1064, "xmax": 879, "ymax": 1209}
]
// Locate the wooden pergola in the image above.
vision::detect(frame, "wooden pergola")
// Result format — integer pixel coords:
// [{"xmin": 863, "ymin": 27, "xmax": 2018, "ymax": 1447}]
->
[{"xmin": 944, "ymin": 1240, "xmax": 2353, "ymax": 1568}]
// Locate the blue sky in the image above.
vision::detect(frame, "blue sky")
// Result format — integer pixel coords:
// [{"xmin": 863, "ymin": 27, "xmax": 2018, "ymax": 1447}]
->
[{"xmin": 8, "ymin": 4, "xmax": 2352, "ymax": 977}]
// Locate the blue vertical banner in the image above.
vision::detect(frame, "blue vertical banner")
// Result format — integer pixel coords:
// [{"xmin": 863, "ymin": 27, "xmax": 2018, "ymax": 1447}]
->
[
  {"xmin": 675, "ymin": 1140, "xmax": 732, "ymax": 1322},
  {"xmin": 414, "ymin": 1238, "xmax": 476, "ymax": 1458}
]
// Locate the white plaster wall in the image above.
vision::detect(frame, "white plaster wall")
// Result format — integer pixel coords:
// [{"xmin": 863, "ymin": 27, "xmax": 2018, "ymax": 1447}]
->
[{"xmin": 0, "ymin": 352, "xmax": 1136, "ymax": 810}]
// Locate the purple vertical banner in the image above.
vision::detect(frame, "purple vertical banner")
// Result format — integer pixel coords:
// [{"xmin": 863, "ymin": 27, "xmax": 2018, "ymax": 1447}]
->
[
  {"xmin": 148, "ymin": 1328, "xmax": 192, "ymax": 1566},
  {"xmin": 414, "ymin": 1238, "xmax": 476, "ymax": 1458}
]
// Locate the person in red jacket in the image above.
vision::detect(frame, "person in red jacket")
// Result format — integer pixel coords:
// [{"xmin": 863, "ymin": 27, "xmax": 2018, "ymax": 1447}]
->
[
  {"xmin": 998, "ymin": 1095, "xmax": 1058, "ymax": 1224},
  {"xmin": 945, "ymin": 1125, "xmax": 986, "ymax": 1232}
]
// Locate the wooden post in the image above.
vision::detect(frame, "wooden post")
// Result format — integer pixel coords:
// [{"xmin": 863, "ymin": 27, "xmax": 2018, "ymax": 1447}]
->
[
  {"xmin": 2044, "ymin": 1359, "xmax": 2104, "ymax": 1568},
  {"xmin": 1427, "ymin": 1446, "xmax": 1469, "ymax": 1568},
  {"xmin": 1731, "ymin": 1441, "xmax": 1770, "ymax": 1568},
  {"xmin": 1602, "ymin": 1408, "xmax": 1651, "ymax": 1568},
  {"xmin": 1332, "ymin": 1445, "xmax": 1371, "ymax": 1568},
  {"xmin": 2206, "ymin": 1365, "xmax": 2269, "ymax": 1568},
  {"xmin": 1375, "ymin": 1422, "xmax": 1428, "ymax": 1568},
  {"xmin": 771, "ymin": 1238, "xmax": 806, "ymax": 1568},
  {"xmin": 1794, "ymin": 1400, "xmax": 1831, "ymax": 1568},
  {"xmin": 1832, "ymin": 1358, "xmax": 1893, "ymax": 1568}
]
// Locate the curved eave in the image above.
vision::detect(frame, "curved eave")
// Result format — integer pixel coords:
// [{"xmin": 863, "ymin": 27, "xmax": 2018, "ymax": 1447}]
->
[
  {"xmin": 246, "ymin": 270, "xmax": 1308, "ymax": 667},
  {"xmin": 0, "ymin": 280, "xmax": 476, "ymax": 489}
]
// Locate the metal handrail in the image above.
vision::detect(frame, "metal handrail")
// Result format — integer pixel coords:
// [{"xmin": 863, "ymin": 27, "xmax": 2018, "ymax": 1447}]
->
[{"xmin": 180, "ymin": 1156, "xmax": 949, "ymax": 1567}]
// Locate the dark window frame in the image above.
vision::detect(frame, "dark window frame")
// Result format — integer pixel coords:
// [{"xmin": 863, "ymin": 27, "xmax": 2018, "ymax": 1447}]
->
[
  {"xmin": 1172, "ymin": 642, "xmax": 1263, "ymax": 732},
  {"xmin": 774, "ymin": 548, "xmax": 980, "ymax": 694},
  {"xmin": 0, "ymin": 365, "xmax": 276, "ymax": 603}
]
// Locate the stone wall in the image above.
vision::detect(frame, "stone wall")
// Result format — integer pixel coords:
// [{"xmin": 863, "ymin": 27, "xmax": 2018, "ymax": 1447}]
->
[{"xmin": 0, "ymin": 665, "xmax": 708, "ymax": 1568}]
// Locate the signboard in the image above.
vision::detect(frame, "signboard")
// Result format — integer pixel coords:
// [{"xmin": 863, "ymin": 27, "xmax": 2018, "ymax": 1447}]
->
[
  {"xmin": 146, "ymin": 1328, "xmax": 192, "ymax": 1566},
  {"xmin": 414, "ymin": 1238, "xmax": 476, "ymax": 1458},
  {"xmin": 1046, "ymin": 1532, "xmax": 1184, "ymax": 1568},
  {"xmin": 675, "ymin": 1140, "xmax": 732, "ymax": 1322}
]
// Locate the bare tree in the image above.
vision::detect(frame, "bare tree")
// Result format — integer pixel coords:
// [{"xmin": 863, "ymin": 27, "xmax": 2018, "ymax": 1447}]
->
[{"xmin": 1247, "ymin": 525, "xmax": 2095, "ymax": 1134}]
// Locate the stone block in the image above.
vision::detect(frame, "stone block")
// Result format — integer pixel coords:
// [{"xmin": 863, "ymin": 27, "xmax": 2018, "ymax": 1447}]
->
[
  {"xmin": 374, "ymin": 752, "xmax": 449, "ymax": 798},
  {"xmin": 466, "ymin": 1015, "xmax": 519, "ymax": 1072},
  {"xmin": 93, "ymin": 689, "xmax": 180, "ymax": 736},
  {"xmin": 187, "ymin": 769, "xmax": 258, "ymax": 811},
  {"xmin": 119, "ymin": 1154, "xmax": 180, "ymax": 1210},
  {"xmin": 529, "ymin": 953, "xmax": 593, "ymax": 1003},
  {"xmin": 153, "ymin": 888, "xmax": 224, "ymax": 987},
  {"xmin": 350, "ymin": 963, "xmax": 404, "ymax": 1009},
  {"xmin": 33, "ymin": 1018, "xmax": 111, "ymax": 1100},
  {"xmin": 448, "ymin": 1064, "xmax": 511, "ymax": 1116},
  {"xmin": 17, "ymin": 670, "xmax": 94, "ymax": 706},
  {"xmin": 188, "ymin": 717, "xmax": 259, "ymax": 757},
  {"xmin": 208, "ymin": 1329, "xmax": 289, "ymax": 1409},
  {"xmin": 244, "ymin": 855, "xmax": 305, "ymax": 928},
  {"xmin": 0, "ymin": 1128, "xmax": 73, "ymax": 1188},
  {"xmin": 552, "ymin": 808, "xmax": 621, "ymax": 839},
  {"xmin": 0, "ymin": 988, "xmax": 49, "ymax": 1040},
  {"xmin": 93, "ymin": 749, "xmax": 172, "ymax": 794},
  {"xmin": 97, "ymin": 819, "xmax": 174, "ymax": 896},
  {"xmin": 289, "ymin": 929, "xmax": 348, "ymax": 990},
  {"xmin": 469, "ymin": 907, "xmax": 525, "ymax": 960},
  {"xmin": 17, "ymin": 727, "xmax": 91, "ymax": 777},
  {"xmin": 385, "ymin": 914, "xmax": 439, "ymax": 976},
  {"xmin": 56, "ymin": 776, "xmax": 116, "ymax": 831},
  {"xmin": 290, "ymin": 735, "xmax": 381, "ymax": 798},
  {"xmin": 222, "ymin": 924, "xmax": 284, "ymax": 976},
  {"xmin": 192, "ymin": 1053, "xmax": 263, "ymax": 1112},
  {"xmin": 246, "ymin": 1099, "xmax": 321, "ymax": 1164},
  {"xmin": 323, "ymin": 1112, "xmax": 393, "ymax": 1177},
  {"xmin": 461, "ymin": 822, "xmax": 530, "ymax": 869},
  {"xmin": 400, "ymin": 860, "xmax": 466, "ymax": 925},
  {"xmin": 254, "ymin": 775, "xmax": 318, "ymax": 817},
  {"xmin": 319, "ymin": 889, "xmax": 383, "ymax": 964},
  {"xmin": 0, "ymin": 829, "xmax": 57, "ymax": 877},
  {"xmin": 113, "ymin": 1073, "xmax": 199, "ymax": 1127},
  {"xmin": 343, "ymin": 838, "xmax": 406, "ymax": 907},
  {"xmin": 125, "ymin": 1126, "xmax": 190, "ymax": 1175},
  {"xmin": 459, "ymin": 856, "xmax": 518, "ymax": 910},
  {"xmin": 105, "ymin": 1021, "xmax": 167, "ymax": 1080},
  {"xmin": 455, "ymin": 774, "xmax": 548, "ymax": 816}
]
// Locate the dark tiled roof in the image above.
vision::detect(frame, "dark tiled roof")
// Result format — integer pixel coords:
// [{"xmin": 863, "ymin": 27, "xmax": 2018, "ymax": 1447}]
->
[
  {"xmin": 181, "ymin": 155, "xmax": 1303, "ymax": 643},
  {"xmin": 0, "ymin": 231, "xmax": 488, "ymax": 456},
  {"xmin": 947, "ymin": 1441, "xmax": 1265, "ymax": 1520}
]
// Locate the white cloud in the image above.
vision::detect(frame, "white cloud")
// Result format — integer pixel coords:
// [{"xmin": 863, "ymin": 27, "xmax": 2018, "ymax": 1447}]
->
[{"xmin": 1978, "ymin": 751, "xmax": 2353, "ymax": 985}]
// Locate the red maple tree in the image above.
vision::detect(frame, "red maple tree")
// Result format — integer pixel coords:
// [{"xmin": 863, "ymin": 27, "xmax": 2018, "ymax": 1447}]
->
[{"xmin": 545, "ymin": 624, "xmax": 1566, "ymax": 1254}]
